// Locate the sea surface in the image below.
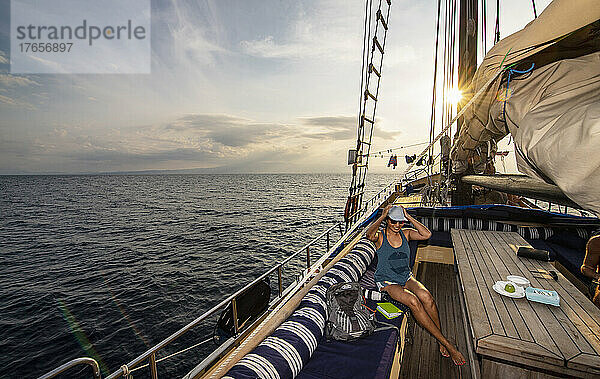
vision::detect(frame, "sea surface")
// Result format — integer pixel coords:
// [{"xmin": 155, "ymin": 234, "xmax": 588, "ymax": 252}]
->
[{"xmin": 0, "ymin": 173, "xmax": 397, "ymax": 378}]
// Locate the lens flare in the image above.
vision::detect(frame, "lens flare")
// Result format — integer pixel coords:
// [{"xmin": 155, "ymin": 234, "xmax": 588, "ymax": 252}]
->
[
  {"xmin": 57, "ymin": 299, "xmax": 110, "ymax": 375},
  {"xmin": 447, "ymin": 87, "xmax": 463, "ymax": 105}
]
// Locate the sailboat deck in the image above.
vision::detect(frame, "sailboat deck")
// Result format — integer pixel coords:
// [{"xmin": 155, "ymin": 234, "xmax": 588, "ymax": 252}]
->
[{"xmin": 399, "ymin": 262, "xmax": 474, "ymax": 379}]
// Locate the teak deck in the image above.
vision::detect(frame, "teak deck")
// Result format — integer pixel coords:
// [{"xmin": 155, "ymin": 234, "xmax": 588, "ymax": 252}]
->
[
  {"xmin": 399, "ymin": 262, "xmax": 473, "ymax": 379},
  {"xmin": 452, "ymin": 229, "xmax": 600, "ymax": 378}
]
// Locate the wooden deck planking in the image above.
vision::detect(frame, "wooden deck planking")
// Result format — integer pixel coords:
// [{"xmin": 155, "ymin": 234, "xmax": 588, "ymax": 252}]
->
[
  {"xmin": 442, "ymin": 263, "xmax": 464, "ymax": 379},
  {"xmin": 439, "ymin": 264, "xmax": 455, "ymax": 379},
  {"xmin": 399, "ymin": 262, "xmax": 472, "ymax": 379},
  {"xmin": 432, "ymin": 263, "xmax": 443, "ymax": 379},
  {"xmin": 446, "ymin": 263, "xmax": 470, "ymax": 379},
  {"xmin": 452, "ymin": 229, "xmax": 600, "ymax": 377}
]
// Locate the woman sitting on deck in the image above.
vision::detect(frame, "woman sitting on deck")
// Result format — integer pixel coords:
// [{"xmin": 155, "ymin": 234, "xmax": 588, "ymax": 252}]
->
[{"xmin": 366, "ymin": 205, "xmax": 466, "ymax": 366}]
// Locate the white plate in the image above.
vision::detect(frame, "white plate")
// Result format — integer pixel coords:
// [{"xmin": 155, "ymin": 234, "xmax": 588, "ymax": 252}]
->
[
  {"xmin": 506, "ymin": 275, "xmax": 530, "ymax": 287},
  {"xmin": 493, "ymin": 281, "xmax": 526, "ymax": 298}
]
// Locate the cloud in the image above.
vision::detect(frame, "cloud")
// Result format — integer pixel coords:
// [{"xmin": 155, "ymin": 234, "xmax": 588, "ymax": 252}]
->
[
  {"xmin": 0, "ymin": 93, "xmax": 17, "ymax": 106},
  {"xmin": 0, "ymin": 93, "xmax": 35, "ymax": 109},
  {"xmin": 0, "ymin": 74, "xmax": 39, "ymax": 87},
  {"xmin": 45, "ymin": 113, "xmax": 295, "ymax": 169},
  {"xmin": 240, "ymin": 35, "xmax": 314, "ymax": 59},
  {"xmin": 164, "ymin": 114, "xmax": 291, "ymax": 147},
  {"xmin": 240, "ymin": 3, "xmax": 360, "ymax": 61},
  {"xmin": 0, "ymin": 73, "xmax": 40, "ymax": 109},
  {"xmin": 1, "ymin": 111, "xmax": 373, "ymax": 173},
  {"xmin": 384, "ymin": 45, "xmax": 419, "ymax": 67},
  {"xmin": 161, "ymin": 0, "xmax": 230, "ymax": 68},
  {"xmin": 71, "ymin": 147, "xmax": 214, "ymax": 163},
  {"xmin": 299, "ymin": 115, "xmax": 401, "ymax": 140}
]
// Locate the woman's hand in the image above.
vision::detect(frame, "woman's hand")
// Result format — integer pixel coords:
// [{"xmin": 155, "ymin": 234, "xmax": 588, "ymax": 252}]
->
[{"xmin": 382, "ymin": 204, "xmax": 392, "ymax": 217}]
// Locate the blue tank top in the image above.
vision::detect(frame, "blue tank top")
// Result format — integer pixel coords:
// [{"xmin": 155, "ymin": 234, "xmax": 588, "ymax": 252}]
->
[{"xmin": 374, "ymin": 229, "xmax": 412, "ymax": 285}]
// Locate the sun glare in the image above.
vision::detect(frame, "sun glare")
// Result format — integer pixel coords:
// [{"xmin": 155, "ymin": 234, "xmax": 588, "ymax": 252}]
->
[{"xmin": 447, "ymin": 87, "xmax": 463, "ymax": 105}]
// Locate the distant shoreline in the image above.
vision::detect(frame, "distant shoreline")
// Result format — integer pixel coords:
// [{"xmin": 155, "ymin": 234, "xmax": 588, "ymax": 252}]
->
[{"xmin": 0, "ymin": 171, "xmax": 400, "ymax": 176}]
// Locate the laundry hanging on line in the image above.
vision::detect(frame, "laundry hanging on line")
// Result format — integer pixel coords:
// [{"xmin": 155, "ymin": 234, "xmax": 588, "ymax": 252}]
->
[
  {"xmin": 387, "ymin": 155, "xmax": 398, "ymax": 169},
  {"xmin": 405, "ymin": 154, "xmax": 417, "ymax": 164}
]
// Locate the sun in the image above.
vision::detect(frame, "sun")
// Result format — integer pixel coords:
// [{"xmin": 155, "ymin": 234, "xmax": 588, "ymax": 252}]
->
[{"xmin": 446, "ymin": 87, "xmax": 463, "ymax": 106}]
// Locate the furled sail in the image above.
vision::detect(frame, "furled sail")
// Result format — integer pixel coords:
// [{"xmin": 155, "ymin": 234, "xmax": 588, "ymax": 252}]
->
[{"xmin": 451, "ymin": 0, "xmax": 600, "ymax": 215}]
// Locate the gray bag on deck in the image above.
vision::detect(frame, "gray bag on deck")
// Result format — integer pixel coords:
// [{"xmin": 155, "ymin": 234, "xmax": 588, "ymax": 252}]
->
[{"xmin": 324, "ymin": 282, "xmax": 376, "ymax": 341}]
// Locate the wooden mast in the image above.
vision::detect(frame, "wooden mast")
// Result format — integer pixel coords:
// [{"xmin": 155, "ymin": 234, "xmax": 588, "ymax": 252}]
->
[{"xmin": 451, "ymin": 0, "xmax": 477, "ymax": 205}]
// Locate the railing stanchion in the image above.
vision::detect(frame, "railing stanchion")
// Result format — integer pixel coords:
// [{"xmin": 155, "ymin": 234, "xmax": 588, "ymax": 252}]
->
[
  {"xmin": 277, "ymin": 266, "xmax": 283, "ymax": 297},
  {"xmin": 149, "ymin": 353, "xmax": 158, "ymax": 379},
  {"xmin": 306, "ymin": 246, "xmax": 310, "ymax": 268},
  {"xmin": 38, "ymin": 358, "xmax": 101, "ymax": 379},
  {"xmin": 232, "ymin": 298, "xmax": 239, "ymax": 335},
  {"xmin": 326, "ymin": 231, "xmax": 330, "ymax": 251}
]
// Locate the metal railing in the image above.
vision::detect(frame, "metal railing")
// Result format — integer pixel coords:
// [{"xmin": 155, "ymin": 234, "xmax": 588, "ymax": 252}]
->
[
  {"xmin": 40, "ymin": 221, "xmax": 345, "ymax": 379},
  {"xmin": 346, "ymin": 179, "xmax": 398, "ymax": 225},
  {"xmin": 38, "ymin": 357, "xmax": 100, "ymax": 379},
  {"xmin": 346, "ymin": 163, "xmax": 440, "ymax": 225}
]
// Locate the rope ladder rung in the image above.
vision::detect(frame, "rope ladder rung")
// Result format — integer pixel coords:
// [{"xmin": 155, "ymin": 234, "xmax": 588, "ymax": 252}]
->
[
  {"xmin": 372, "ymin": 36, "xmax": 384, "ymax": 54},
  {"xmin": 369, "ymin": 63, "xmax": 381, "ymax": 77},
  {"xmin": 364, "ymin": 89, "xmax": 377, "ymax": 102},
  {"xmin": 377, "ymin": 10, "xmax": 388, "ymax": 30}
]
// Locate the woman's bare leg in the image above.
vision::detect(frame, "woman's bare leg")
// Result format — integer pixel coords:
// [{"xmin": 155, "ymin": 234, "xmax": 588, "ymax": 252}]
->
[
  {"xmin": 404, "ymin": 277, "xmax": 448, "ymax": 356},
  {"xmin": 383, "ymin": 284, "xmax": 466, "ymax": 365}
]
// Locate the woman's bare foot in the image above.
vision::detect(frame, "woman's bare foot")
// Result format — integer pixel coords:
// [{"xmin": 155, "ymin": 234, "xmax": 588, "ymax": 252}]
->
[
  {"xmin": 439, "ymin": 344, "xmax": 450, "ymax": 357},
  {"xmin": 448, "ymin": 347, "xmax": 466, "ymax": 366}
]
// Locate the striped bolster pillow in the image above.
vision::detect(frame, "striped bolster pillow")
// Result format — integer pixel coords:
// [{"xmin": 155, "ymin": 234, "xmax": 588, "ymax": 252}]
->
[{"xmin": 224, "ymin": 239, "xmax": 376, "ymax": 379}]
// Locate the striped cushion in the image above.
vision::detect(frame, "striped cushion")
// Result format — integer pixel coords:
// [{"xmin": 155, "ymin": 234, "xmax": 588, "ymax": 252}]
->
[
  {"xmin": 415, "ymin": 216, "xmax": 595, "ymax": 241},
  {"xmin": 224, "ymin": 239, "xmax": 377, "ymax": 379}
]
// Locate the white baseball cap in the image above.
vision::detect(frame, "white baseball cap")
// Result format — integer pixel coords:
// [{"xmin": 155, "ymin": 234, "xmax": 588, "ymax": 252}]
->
[{"xmin": 388, "ymin": 206, "xmax": 407, "ymax": 222}]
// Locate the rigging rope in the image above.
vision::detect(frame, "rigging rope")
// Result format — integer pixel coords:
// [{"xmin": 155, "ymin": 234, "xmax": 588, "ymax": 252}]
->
[
  {"xmin": 356, "ymin": 0, "xmax": 373, "ymax": 143},
  {"xmin": 428, "ymin": 0, "xmax": 443, "ymax": 186},
  {"xmin": 127, "ymin": 337, "xmax": 214, "ymax": 374},
  {"xmin": 531, "ymin": 0, "xmax": 538, "ymax": 18},
  {"xmin": 481, "ymin": 0, "xmax": 487, "ymax": 56},
  {"xmin": 502, "ymin": 62, "xmax": 535, "ymax": 122},
  {"xmin": 494, "ymin": 0, "xmax": 500, "ymax": 44},
  {"xmin": 405, "ymin": 65, "xmax": 507, "ymax": 181},
  {"xmin": 370, "ymin": 141, "xmax": 429, "ymax": 157}
]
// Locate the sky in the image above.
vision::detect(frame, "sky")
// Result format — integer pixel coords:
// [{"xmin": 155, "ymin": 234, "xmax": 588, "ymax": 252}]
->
[{"xmin": 0, "ymin": 0, "xmax": 551, "ymax": 174}]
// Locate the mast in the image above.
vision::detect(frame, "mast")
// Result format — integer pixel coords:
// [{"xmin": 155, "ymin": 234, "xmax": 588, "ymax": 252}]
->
[{"xmin": 451, "ymin": 0, "xmax": 477, "ymax": 205}]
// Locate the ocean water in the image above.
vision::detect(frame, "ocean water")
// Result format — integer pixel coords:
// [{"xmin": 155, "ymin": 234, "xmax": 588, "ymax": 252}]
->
[{"xmin": 0, "ymin": 173, "xmax": 397, "ymax": 378}]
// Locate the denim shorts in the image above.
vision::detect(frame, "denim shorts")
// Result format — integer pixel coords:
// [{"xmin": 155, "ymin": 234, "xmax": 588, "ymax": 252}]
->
[{"xmin": 376, "ymin": 273, "xmax": 412, "ymax": 290}]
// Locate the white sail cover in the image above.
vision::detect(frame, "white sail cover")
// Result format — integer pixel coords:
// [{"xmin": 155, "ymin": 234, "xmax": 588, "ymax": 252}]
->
[
  {"xmin": 452, "ymin": 0, "xmax": 600, "ymax": 215},
  {"xmin": 493, "ymin": 52, "xmax": 600, "ymax": 216}
]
